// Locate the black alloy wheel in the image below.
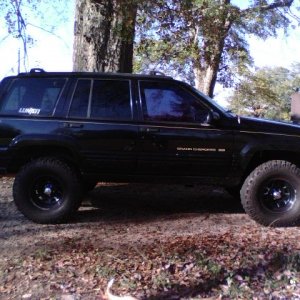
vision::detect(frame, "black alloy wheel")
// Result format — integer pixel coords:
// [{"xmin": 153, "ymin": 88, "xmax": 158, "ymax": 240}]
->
[
  {"xmin": 13, "ymin": 157, "xmax": 83, "ymax": 223},
  {"xmin": 30, "ymin": 176, "xmax": 64, "ymax": 210},
  {"xmin": 259, "ymin": 178, "xmax": 296, "ymax": 213},
  {"xmin": 241, "ymin": 160, "xmax": 300, "ymax": 226}
]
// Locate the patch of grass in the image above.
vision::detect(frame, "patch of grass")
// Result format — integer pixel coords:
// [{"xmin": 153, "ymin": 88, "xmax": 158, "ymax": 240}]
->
[
  {"xmin": 94, "ymin": 264, "xmax": 117, "ymax": 278},
  {"xmin": 33, "ymin": 248, "xmax": 51, "ymax": 261},
  {"xmin": 287, "ymin": 252, "xmax": 300, "ymax": 272},
  {"xmin": 152, "ymin": 270, "xmax": 171, "ymax": 289},
  {"xmin": 194, "ymin": 252, "xmax": 222, "ymax": 276},
  {"xmin": 11, "ymin": 256, "xmax": 25, "ymax": 267},
  {"xmin": 120, "ymin": 276, "xmax": 138, "ymax": 291}
]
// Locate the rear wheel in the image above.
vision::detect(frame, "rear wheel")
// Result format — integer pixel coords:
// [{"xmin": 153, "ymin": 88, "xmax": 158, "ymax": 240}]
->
[
  {"xmin": 241, "ymin": 160, "xmax": 300, "ymax": 226},
  {"xmin": 13, "ymin": 157, "xmax": 83, "ymax": 224}
]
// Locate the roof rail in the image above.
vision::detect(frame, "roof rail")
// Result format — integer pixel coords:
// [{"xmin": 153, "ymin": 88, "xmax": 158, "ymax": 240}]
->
[
  {"xmin": 30, "ymin": 68, "xmax": 46, "ymax": 74},
  {"xmin": 149, "ymin": 70, "xmax": 166, "ymax": 76}
]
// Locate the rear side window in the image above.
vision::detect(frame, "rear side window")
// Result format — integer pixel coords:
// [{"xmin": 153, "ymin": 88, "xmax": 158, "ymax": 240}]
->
[
  {"xmin": 69, "ymin": 79, "xmax": 132, "ymax": 120},
  {"xmin": 90, "ymin": 80, "xmax": 131, "ymax": 120},
  {"xmin": 0, "ymin": 78, "xmax": 66, "ymax": 116},
  {"xmin": 68, "ymin": 80, "xmax": 91, "ymax": 118}
]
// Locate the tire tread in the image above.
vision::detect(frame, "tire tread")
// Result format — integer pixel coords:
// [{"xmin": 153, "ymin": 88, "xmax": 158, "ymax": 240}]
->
[
  {"xmin": 13, "ymin": 157, "xmax": 82, "ymax": 224},
  {"xmin": 241, "ymin": 160, "xmax": 300, "ymax": 226}
]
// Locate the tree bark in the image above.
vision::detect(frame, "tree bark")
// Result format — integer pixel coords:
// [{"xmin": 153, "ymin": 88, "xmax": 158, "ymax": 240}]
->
[
  {"xmin": 73, "ymin": 0, "xmax": 137, "ymax": 73},
  {"xmin": 193, "ymin": 0, "xmax": 232, "ymax": 98},
  {"xmin": 193, "ymin": 33, "xmax": 227, "ymax": 98},
  {"xmin": 194, "ymin": 65, "xmax": 217, "ymax": 98}
]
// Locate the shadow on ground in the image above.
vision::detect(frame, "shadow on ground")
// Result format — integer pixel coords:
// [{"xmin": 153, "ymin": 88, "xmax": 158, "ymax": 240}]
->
[
  {"xmin": 77, "ymin": 183, "xmax": 244, "ymax": 222},
  {"xmin": 0, "ymin": 182, "xmax": 245, "ymax": 226},
  {"xmin": 0, "ymin": 183, "xmax": 246, "ymax": 239}
]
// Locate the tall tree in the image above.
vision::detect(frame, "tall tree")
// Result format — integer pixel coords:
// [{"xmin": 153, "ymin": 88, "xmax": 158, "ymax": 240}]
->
[
  {"xmin": 1, "ymin": 0, "xmax": 69, "ymax": 73},
  {"xmin": 73, "ymin": 0, "xmax": 138, "ymax": 73},
  {"xmin": 136, "ymin": 0, "xmax": 297, "ymax": 97},
  {"xmin": 229, "ymin": 65, "xmax": 300, "ymax": 120}
]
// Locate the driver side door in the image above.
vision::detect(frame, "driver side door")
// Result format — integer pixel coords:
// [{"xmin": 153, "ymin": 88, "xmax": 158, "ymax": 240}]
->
[{"xmin": 137, "ymin": 80, "xmax": 234, "ymax": 178}]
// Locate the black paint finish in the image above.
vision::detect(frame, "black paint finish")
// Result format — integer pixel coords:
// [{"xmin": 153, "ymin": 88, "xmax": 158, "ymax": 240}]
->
[{"xmin": 1, "ymin": 71, "xmax": 300, "ymax": 187}]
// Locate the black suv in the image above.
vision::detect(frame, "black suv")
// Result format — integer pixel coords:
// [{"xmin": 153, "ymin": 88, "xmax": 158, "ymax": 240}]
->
[{"xmin": 1, "ymin": 68, "xmax": 300, "ymax": 226}]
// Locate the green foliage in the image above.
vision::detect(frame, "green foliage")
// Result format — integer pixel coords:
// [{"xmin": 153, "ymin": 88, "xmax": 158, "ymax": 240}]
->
[
  {"xmin": 228, "ymin": 64, "xmax": 300, "ymax": 120},
  {"xmin": 135, "ymin": 0, "xmax": 298, "ymax": 95}
]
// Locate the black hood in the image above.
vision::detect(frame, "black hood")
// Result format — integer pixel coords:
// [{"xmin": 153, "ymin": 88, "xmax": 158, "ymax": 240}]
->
[{"xmin": 238, "ymin": 116, "xmax": 300, "ymax": 136}]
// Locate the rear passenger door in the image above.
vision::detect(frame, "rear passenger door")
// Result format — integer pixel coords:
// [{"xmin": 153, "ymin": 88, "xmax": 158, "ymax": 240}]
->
[{"xmin": 63, "ymin": 78, "xmax": 138, "ymax": 174}]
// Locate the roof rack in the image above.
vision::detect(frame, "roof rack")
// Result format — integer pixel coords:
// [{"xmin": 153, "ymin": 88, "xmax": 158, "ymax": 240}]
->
[
  {"xmin": 29, "ymin": 68, "xmax": 46, "ymax": 74},
  {"xmin": 149, "ymin": 70, "xmax": 166, "ymax": 76}
]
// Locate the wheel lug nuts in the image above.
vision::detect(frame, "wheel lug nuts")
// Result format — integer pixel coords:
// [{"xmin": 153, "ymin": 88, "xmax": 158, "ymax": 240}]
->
[{"xmin": 44, "ymin": 187, "xmax": 52, "ymax": 196}]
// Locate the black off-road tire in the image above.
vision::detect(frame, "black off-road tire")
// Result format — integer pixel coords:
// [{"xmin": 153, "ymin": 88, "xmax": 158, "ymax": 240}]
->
[
  {"xmin": 241, "ymin": 160, "xmax": 300, "ymax": 227},
  {"xmin": 13, "ymin": 157, "xmax": 83, "ymax": 224}
]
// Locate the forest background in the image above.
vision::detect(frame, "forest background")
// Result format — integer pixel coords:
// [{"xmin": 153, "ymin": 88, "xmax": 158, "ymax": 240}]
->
[{"xmin": 0, "ymin": 0, "xmax": 300, "ymax": 119}]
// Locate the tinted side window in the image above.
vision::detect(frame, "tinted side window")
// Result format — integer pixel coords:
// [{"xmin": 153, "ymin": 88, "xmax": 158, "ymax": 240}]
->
[
  {"xmin": 139, "ymin": 81, "xmax": 209, "ymax": 123},
  {"xmin": 69, "ymin": 80, "xmax": 91, "ymax": 118},
  {"xmin": 0, "ymin": 78, "xmax": 66, "ymax": 116},
  {"xmin": 91, "ymin": 80, "xmax": 131, "ymax": 120},
  {"xmin": 0, "ymin": 78, "xmax": 11, "ymax": 97}
]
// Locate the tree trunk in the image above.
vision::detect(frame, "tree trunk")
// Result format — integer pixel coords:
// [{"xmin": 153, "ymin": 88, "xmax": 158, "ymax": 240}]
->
[
  {"xmin": 194, "ymin": 65, "xmax": 218, "ymax": 98},
  {"xmin": 193, "ymin": 0, "xmax": 231, "ymax": 98},
  {"xmin": 73, "ymin": 0, "xmax": 137, "ymax": 73},
  {"xmin": 193, "ymin": 36, "xmax": 226, "ymax": 98}
]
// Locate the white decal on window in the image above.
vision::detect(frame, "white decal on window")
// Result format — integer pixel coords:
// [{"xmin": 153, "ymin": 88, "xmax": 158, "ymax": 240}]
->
[{"xmin": 18, "ymin": 107, "xmax": 41, "ymax": 115}]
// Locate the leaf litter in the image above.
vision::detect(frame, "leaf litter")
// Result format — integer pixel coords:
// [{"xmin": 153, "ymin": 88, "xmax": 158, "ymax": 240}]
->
[{"xmin": 1, "ymin": 180, "xmax": 300, "ymax": 299}]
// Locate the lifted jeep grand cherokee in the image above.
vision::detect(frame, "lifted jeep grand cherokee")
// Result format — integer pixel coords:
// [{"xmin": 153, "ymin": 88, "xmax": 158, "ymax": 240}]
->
[{"xmin": 1, "ymin": 68, "xmax": 300, "ymax": 226}]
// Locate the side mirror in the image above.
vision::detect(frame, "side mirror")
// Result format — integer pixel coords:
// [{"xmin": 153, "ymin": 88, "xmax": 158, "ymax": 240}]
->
[
  {"xmin": 204, "ymin": 111, "xmax": 220, "ymax": 125},
  {"xmin": 212, "ymin": 111, "xmax": 220, "ymax": 121},
  {"xmin": 195, "ymin": 110, "xmax": 220, "ymax": 125}
]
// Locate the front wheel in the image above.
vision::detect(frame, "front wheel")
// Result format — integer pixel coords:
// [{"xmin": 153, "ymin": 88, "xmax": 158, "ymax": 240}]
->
[
  {"xmin": 13, "ymin": 158, "xmax": 83, "ymax": 224},
  {"xmin": 241, "ymin": 160, "xmax": 300, "ymax": 226}
]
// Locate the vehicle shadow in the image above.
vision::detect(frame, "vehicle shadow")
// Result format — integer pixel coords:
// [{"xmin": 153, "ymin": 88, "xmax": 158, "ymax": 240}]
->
[
  {"xmin": 77, "ymin": 183, "xmax": 244, "ymax": 223},
  {"xmin": 0, "ymin": 183, "xmax": 245, "ymax": 239}
]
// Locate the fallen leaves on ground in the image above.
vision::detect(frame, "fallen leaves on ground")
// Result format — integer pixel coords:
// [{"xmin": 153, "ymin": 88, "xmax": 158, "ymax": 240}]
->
[
  {"xmin": 1, "ymin": 181, "xmax": 300, "ymax": 299},
  {"xmin": 1, "ymin": 226, "xmax": 300, "ymax": 299}
]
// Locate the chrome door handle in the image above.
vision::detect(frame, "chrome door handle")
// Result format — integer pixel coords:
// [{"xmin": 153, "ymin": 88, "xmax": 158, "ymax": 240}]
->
[
  {"xmin": 140, "ymin": 127, "xmax": 160, "ymax": 133},
  {"xmin": 63, "ymin": 122, "xmax": 84, "ymax": 128}
]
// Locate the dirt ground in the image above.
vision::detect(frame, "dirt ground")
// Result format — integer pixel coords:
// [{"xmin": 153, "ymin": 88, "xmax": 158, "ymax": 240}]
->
[
  {"xmin": 1, "ymin": 179, "xmax": 300, "ymax": 299},
  {"xmin": 0, "ymin": 179, "xmax": 248, "ymax": 256}
]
